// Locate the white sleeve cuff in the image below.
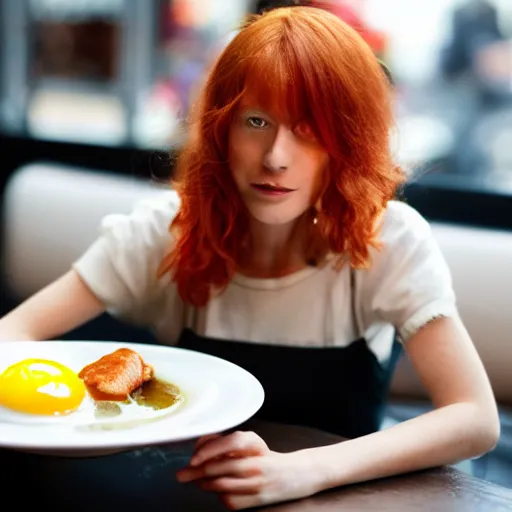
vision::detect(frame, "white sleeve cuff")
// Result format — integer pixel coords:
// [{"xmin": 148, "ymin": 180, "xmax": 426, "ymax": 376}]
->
[{"xmin": 398, "ymin": 300, "xmax": 457, "ymax": 342}]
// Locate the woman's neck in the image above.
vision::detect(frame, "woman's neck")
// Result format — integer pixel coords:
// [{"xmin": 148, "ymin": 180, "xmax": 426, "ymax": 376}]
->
[{"xmin": 239, "ymin": 216, "xmax": 311, "ymax": 278}]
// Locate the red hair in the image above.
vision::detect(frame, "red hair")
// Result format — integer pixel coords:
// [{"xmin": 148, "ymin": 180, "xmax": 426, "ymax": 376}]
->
[
  {"xmin": 312, "ymin": 1, "xmax": 388, "ymax": 55},
  {"xmin": 159, "ymin": 6, "xmax": 406, "ymax": 307}
]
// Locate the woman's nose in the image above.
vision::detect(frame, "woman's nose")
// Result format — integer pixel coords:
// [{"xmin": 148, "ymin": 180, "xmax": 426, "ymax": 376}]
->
[{"xmin": 263, "ymin": 125, "xmax": 292, "ymax": 173}]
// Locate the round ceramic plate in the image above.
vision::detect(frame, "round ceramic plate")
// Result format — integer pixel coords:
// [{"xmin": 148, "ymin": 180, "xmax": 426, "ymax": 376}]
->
[{"xmin": 0, "ymin": 341, "xmax": 264, "ymax": 456}]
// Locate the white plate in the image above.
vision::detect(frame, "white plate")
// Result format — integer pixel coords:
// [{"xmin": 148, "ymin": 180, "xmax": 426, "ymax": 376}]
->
[{"xmin": 0, "ymin": 341, "xmax": 264, "ymax": 456}]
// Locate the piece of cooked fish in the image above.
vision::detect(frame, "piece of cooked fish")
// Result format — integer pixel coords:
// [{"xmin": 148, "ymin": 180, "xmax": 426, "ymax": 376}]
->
[{"xmin": 79, "ymin": 348, "xmax": 153, "ymax": 399}]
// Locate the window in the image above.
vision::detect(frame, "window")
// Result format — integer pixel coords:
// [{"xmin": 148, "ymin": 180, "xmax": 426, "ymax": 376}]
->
[{"xmin": 0, "ymin": 0, "xmax": 250, "ymax": 147}]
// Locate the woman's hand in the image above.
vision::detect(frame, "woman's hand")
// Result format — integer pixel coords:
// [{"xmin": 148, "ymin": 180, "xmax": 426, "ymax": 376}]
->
[{"xmin": 176, "ymin": 430, "xmax": 324, "ymax": 510}]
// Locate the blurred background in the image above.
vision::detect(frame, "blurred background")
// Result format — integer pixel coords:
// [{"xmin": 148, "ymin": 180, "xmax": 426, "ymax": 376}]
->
[
  {"xmin": 1, "ymin": 0, "xmax": 512, "ymax": 209},
  {"xmin": 0, "ymin": 0, "xmax": 512, "ymax": 490}
]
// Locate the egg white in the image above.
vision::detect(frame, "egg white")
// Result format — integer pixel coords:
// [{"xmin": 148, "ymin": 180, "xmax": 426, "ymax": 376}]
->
[{"xmin": 0, "ymin": 388, "xmax": 185, "ymax": 429}]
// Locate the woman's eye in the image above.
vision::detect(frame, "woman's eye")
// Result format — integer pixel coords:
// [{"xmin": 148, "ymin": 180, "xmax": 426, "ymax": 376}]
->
[{"xmin": 246, "ymin": 117, "xmax": 268, "ymax": 129}]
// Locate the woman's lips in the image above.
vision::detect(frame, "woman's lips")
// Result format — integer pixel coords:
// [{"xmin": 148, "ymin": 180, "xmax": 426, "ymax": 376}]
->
[{"xmin": 250, "ymin": 183, "xmax": 296, "ymax": 196}]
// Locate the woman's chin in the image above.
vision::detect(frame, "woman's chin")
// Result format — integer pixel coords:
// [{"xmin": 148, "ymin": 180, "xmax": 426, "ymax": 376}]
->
[{"xmin": 248, "ymin": 209, "xmax": 304, "ymax": 227}]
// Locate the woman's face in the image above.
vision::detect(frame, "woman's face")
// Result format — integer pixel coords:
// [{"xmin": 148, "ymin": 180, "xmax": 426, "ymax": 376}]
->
[{"xmin": 228, "ymin": 99, "xmax": 329, "ymax": 227}]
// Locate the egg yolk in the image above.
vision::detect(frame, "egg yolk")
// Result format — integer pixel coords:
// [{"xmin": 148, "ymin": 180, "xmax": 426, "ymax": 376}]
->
[{"xmin": 0, "ymin": 358, "xmax": 86, "ymax": 415}]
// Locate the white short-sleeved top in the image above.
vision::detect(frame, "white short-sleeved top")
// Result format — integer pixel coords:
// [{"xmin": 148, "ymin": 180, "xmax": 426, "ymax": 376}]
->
[{"xmin": 72, "ymin": 191, "xmax": 457, "ymax": 364}]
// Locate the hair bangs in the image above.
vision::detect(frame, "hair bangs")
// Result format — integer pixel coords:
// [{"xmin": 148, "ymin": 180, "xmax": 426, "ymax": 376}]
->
[
  {"xmin": 231, "ymin": 12, "xmax": 343, "ymax": 150},
  {"xmin": 239, "ymin": 43, "xmax": 310, "ymax": 129}
]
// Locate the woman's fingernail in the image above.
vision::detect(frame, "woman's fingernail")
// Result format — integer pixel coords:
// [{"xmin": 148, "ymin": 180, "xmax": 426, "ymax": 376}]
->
[{"xmin": 190, "ymin": 457, "xmax": 199, "ymax": 467}]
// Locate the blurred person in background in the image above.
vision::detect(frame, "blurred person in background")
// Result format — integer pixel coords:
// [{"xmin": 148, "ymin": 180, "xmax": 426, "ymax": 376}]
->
[
  {"xmin": 439, "ymin": 0, "xmax": 512, "ymax": 174},
  {"xmin": 441, "ymin": 0, "xmax": 507, "ymax": 105}
]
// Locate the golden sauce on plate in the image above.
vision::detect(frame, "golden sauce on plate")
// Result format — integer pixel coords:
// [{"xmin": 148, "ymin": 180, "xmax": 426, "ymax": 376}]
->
[{"xmin": 93, "ymin": 378, "xmax": 184, "ymax": 418}]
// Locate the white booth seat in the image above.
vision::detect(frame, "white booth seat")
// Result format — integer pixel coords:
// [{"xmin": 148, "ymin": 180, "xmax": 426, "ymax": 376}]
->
[
  {"xmin": 390, "ymin": 222, "xmax": 512, "ymax": 407},
  {"xmin": 1, "ymin": 163, "xmax": 169, "ymax": 300}
]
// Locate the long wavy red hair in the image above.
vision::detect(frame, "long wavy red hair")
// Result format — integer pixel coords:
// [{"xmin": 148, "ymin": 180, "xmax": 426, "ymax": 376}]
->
[{"xmin": 159, "ymin": 6, "xmax": 406, "ymax": 307}]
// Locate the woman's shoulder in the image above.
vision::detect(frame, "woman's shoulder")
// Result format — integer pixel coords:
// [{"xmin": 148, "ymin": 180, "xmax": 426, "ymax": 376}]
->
[
  {"xmin": 370, "ymin": 200, "xmax": 435, "ymax": 254},
  {"xmin": 356, "ymin": 200, "xmax": 455, "ymax": 341},
  {"xmin": 126, "ymin": 188, "xmax": 180, "ymax": 223},
  {"xmin": 377, "ymin": 200, "xmax": 432, "ymax": 246},
  {"xmin": 100, "ymin": 188, "xmax": 180, "ymax": 237},
  {"xmin": 360, "ymin": 199, "xmax": 446, "ymax": 286}
]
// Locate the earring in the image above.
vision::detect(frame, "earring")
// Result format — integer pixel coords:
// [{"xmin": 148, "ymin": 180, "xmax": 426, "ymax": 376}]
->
[{"xmin": 313, "ymin": 198, "xmax": 322, "ymax": 225}]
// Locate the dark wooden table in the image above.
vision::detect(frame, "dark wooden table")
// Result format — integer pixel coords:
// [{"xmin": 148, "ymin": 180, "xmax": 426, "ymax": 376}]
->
[{"xmin": 2, "ymin": 420, "xmax": 512, "ymax": 511}]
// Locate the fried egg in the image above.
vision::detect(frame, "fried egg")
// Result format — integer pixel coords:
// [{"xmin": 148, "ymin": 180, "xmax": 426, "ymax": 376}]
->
[
  {"xmin": 0, "ymin": 358, "xmax": 185, "ymax": 429},
  {"xmin": 0, "ymin": 358, "xmax": 86, "ymax": 415}
]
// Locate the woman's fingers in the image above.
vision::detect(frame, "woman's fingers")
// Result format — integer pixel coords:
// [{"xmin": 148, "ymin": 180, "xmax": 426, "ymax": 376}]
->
[
  {"xmin": 194, "ymin": 433, "xmax": 222, "ymax": 450},
  {"xmin": 190, "ymin": 431, "xmax": 268, "ymax": 467},
  {"xmin": 177, "ymin": 455, "xmax": 261, "ymax": 482},
  {"xmin": 199, "ymin": 476, "xmax": 263, "ymax": 494},
  {"xmin": 221, "ymin": 493, "xmax": 264, "ymax": 511}
]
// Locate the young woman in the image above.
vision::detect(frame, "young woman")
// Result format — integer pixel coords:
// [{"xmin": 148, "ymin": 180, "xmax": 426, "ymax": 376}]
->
[{"xmin": 0, "ymin": 6, "xmax": 499, "ymax": 510}]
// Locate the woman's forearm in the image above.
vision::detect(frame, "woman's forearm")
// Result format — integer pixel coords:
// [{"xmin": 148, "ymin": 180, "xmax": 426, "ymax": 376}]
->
[
  {"xmin": 308, "ymin": 402, "xmax": 499, "ymax": 492},
  {"xmin": 0, "ymin": 271, "xmax": 105, "ymax": 342}
]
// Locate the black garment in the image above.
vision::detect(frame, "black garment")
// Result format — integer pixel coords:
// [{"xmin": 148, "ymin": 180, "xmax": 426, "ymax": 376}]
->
[
  {"xmin": 178, "ymin": 328, "xmax": 401, "ymax": 439},
  {"xmin": 254, "ymin": 1, "xmax": 304, "ymax": 15}
]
